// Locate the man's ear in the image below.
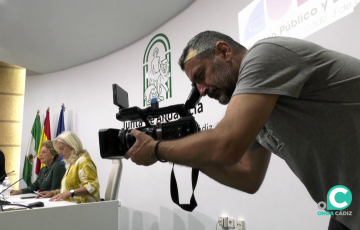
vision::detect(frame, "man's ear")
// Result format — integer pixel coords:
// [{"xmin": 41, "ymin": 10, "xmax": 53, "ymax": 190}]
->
[{"xmin": 215, "ymin": 41, "xmax": 232, "ymax": 61}]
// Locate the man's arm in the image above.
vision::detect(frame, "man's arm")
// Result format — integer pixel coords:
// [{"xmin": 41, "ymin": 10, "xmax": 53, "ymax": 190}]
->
[
  {"xmin": 156, "ymin": 93, "xmax": 278, "ymax": 167},
  {"xmin": 126, "ymin": 93, "xmax": 278, "ymax": 169},
  {"xmin": 200, "ymin": 145, "xmax": 271, "ymax": 194}
]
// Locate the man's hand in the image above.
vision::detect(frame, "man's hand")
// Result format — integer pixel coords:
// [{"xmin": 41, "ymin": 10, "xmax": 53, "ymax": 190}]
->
[{"xmin": 124, "ymin": 129, "xmax": 158, "ymax": 166}]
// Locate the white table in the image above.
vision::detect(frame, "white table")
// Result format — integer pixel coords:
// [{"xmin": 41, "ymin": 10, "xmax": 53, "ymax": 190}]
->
[
  {"xmin": 1, "ymin": 193, "xmax": 77, "ymax": 209},
  {"xmin": 0, "ymin": 193, "xmax": 119, "ymax": 230}
]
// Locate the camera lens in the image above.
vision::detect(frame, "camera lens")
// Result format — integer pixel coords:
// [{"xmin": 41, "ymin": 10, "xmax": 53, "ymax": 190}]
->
[
  {"xmin": 125, "ymin": 132, "xmax": 136, "ymax": 149},
  {"xmin": 119, "ymin": 129, "xmax": 130, "ymax": 154}
]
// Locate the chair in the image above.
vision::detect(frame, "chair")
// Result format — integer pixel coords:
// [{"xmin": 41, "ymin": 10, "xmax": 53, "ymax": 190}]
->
[{"xmin": 103, "ymin": 159, "xmax": 123, "ymax": 201}]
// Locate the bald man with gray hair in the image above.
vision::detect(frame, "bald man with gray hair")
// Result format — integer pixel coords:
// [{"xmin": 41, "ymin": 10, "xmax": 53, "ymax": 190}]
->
[{"xmin": 126, "ymin": 31, "xmax": 360, "ymax": 230}]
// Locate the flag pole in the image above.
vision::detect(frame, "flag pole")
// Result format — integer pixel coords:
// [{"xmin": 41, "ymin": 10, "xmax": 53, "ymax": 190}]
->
[{"xmin": 57, "ymin": 104, "xmax": 66, "ymax": 165}]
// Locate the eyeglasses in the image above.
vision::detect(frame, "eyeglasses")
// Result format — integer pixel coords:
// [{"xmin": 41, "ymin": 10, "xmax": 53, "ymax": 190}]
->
[{"xmin": 39, "ymin": 150, "xmax": 49, "ymax": 155}]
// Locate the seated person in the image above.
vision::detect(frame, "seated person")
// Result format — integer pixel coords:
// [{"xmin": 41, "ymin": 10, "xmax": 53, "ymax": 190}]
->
[
  {"xmin": 11, "ymin": 141, "xmax": 66, "ymax": 196},
  {"xmin": 0, "ymin": 150, "xmax": 6, "ymax": 183},
  {"xmin": 39, "ymin": 131, "xmax": 100, "ymax": 203}
]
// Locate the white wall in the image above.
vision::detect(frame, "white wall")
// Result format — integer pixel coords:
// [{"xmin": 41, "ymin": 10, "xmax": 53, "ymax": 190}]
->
[{"xmin": 20, "ymin": 0, "xmax": 360, "ymax": 229}]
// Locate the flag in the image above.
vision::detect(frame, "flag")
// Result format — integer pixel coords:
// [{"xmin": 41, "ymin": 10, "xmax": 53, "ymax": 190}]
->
[
  {"xmin": 23, "ymin": 113, "xmax": 41, "ymax": 186},
  {"xmin": 35, "ymin": 109, "xmax": 51, "ymax": 175},
  {"xmin": 56, "ymin": 106, "xmax": 65, "ymax": 165}
]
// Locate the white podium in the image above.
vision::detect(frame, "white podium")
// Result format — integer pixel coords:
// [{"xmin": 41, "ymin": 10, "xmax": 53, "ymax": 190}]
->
[{"xmin": 0, "ymin": 194, "xmax": 119, "ymax": 230}]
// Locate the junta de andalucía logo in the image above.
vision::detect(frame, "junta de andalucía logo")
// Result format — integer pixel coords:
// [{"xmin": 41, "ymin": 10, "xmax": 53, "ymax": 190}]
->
[{"xmin": 143, "ymin": 33, "xmax": 172, "ymax": 107}]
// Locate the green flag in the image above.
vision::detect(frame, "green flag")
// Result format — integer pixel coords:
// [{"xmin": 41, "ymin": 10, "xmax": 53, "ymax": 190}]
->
[{"xmin": 23, "ymin": 113, "xmax": 41, "ymax": 186}]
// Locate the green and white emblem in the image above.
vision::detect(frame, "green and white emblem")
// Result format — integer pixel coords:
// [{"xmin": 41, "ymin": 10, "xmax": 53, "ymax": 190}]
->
[{"xmin": 143, "ymin": 33, "xmax": 172, "ymax": 107}]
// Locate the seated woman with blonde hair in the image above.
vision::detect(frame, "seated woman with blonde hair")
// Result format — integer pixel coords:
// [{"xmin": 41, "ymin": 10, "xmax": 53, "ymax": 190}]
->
[
  {"xmin": 38, "ymin": 131, "xmax": 100, "ymax": 203},
  {"xmin": 11, "ymin": 141, "xmax": 66, "ymax": 196}
]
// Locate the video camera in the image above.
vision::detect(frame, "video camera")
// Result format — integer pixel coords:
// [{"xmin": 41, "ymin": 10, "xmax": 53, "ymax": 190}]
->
[
  {"xmin": 98, "ymin": 83, "xmax": 202, "ymax": 211},
  {"xmin": 98, "ymin": 83, "xmax": 201, "ymax": 159}
]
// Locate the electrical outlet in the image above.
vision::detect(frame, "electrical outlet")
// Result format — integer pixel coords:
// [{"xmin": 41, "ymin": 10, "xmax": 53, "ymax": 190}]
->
[
  {"xmin": 227, "ymin": 217, "xmax": 235, "ymax": 229},
  {"xmin": 218, "ymin": 217, "xmax": 225, "ymax": 227},
  {"xmin": 218, "ymin": 216, "xmax": 228, "ymax": 227},
  {"xmin": 236, "ymin": 220, "xmax": 245, "ymax": 230},
  {"xmin": 223, "ymin": 217, "xmax": 228, "ymax": 227}
]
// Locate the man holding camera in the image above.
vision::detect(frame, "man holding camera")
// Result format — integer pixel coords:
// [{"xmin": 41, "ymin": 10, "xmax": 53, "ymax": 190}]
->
[{"xmin": 125, "ymin": 31, "xmax": 360, "ymax": 230}]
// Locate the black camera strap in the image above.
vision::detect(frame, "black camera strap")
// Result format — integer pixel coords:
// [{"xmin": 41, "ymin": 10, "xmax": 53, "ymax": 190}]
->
[{"xmin": 170, "ymin": 163, "xmax": 199, "ymax": 212}]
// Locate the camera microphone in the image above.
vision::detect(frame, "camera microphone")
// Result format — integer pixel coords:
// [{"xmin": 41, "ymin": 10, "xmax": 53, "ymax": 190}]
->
[
  {"xmin": 0, "ymin": 170, "xmax": 15, "ymax": 182},
  {"xmin": 151, "ymin": 97, "xmax": 159, "ymax": 109}
]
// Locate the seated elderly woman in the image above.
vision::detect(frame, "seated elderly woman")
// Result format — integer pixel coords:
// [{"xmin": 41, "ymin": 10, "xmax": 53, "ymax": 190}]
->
[
  {"xmin": 11, "ymin": 141, "xmax": 66, "ymax": 196},
  {"xmin": 38, "ymin": 131, "xmax": 100, "ymax": 203}
]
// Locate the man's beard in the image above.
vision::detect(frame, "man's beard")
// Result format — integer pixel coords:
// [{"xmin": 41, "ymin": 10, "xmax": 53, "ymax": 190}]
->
[{"xmin": 208, "ymin": 58, "xmax": 237, "ymax": 105}]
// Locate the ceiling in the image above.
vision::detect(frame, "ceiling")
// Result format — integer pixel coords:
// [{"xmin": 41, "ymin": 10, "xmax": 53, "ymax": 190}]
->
[{"xmin": 0, "ymin": 0, "xmax": 195, "ymax": 75}]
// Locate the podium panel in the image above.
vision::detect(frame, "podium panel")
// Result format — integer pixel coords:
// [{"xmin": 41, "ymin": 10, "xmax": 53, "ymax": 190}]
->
[{"xmin": 0, "ymin": 196, "xmax": 119, "ymax": 230}]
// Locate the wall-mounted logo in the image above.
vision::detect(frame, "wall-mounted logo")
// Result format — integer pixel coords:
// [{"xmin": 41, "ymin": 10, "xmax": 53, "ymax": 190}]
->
[
  {"xmin": 317, "ymin": 185, "xmax": 353, "ymax": 216},
  {"xmin": 143, "ymin": 33, "xmax": 172, "ymax": 107}
]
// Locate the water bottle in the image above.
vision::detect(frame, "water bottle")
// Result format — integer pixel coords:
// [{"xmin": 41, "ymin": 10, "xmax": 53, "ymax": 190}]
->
[{"xmin": 2, "ymin": 177, "xmax": 11, "ymax": 199}]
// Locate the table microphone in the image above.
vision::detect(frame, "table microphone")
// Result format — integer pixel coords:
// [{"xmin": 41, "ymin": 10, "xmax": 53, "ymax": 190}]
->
[
  {"xmin": 0, "ymin": 201, "xmax": 45, "ymax": 210},
  {"xmin": 0, "ymin": 170, "xmax": 15, "ymax": 181},
  {"xmin": 27, "ymin": 201, "xmax": 44, "ymax": 208},
  {"xmin": 0, "ymin": 174, "xmax": 32, "ymax": 196},
  {"xmin": 0, "ymin": 174, "xmax": 45, "ymax": 211},
  {"xmin": 0, "ymin": 200, "xmax": 10, "ymax": 205}
]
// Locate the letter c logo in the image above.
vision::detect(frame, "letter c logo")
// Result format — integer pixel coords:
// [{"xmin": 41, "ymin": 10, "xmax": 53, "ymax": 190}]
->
[
  {"xmin": 329, "ymin": 188, "xmax": 348, "ymax": 208},
  {"xmin": 327, "ymin": 185, "xmax": 352, "ymax": 210}
]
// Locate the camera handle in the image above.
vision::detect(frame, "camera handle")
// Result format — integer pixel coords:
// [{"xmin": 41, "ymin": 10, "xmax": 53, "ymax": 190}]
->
[{"xmin": 170, "ymin": 164, "xmax": 199, "ymax": 212}]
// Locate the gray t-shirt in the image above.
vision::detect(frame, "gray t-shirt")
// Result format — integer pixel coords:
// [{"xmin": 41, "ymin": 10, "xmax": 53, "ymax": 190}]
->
[{"xmin": 233, "ymin": 37, "xmax": 360, "ymax": 229}]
